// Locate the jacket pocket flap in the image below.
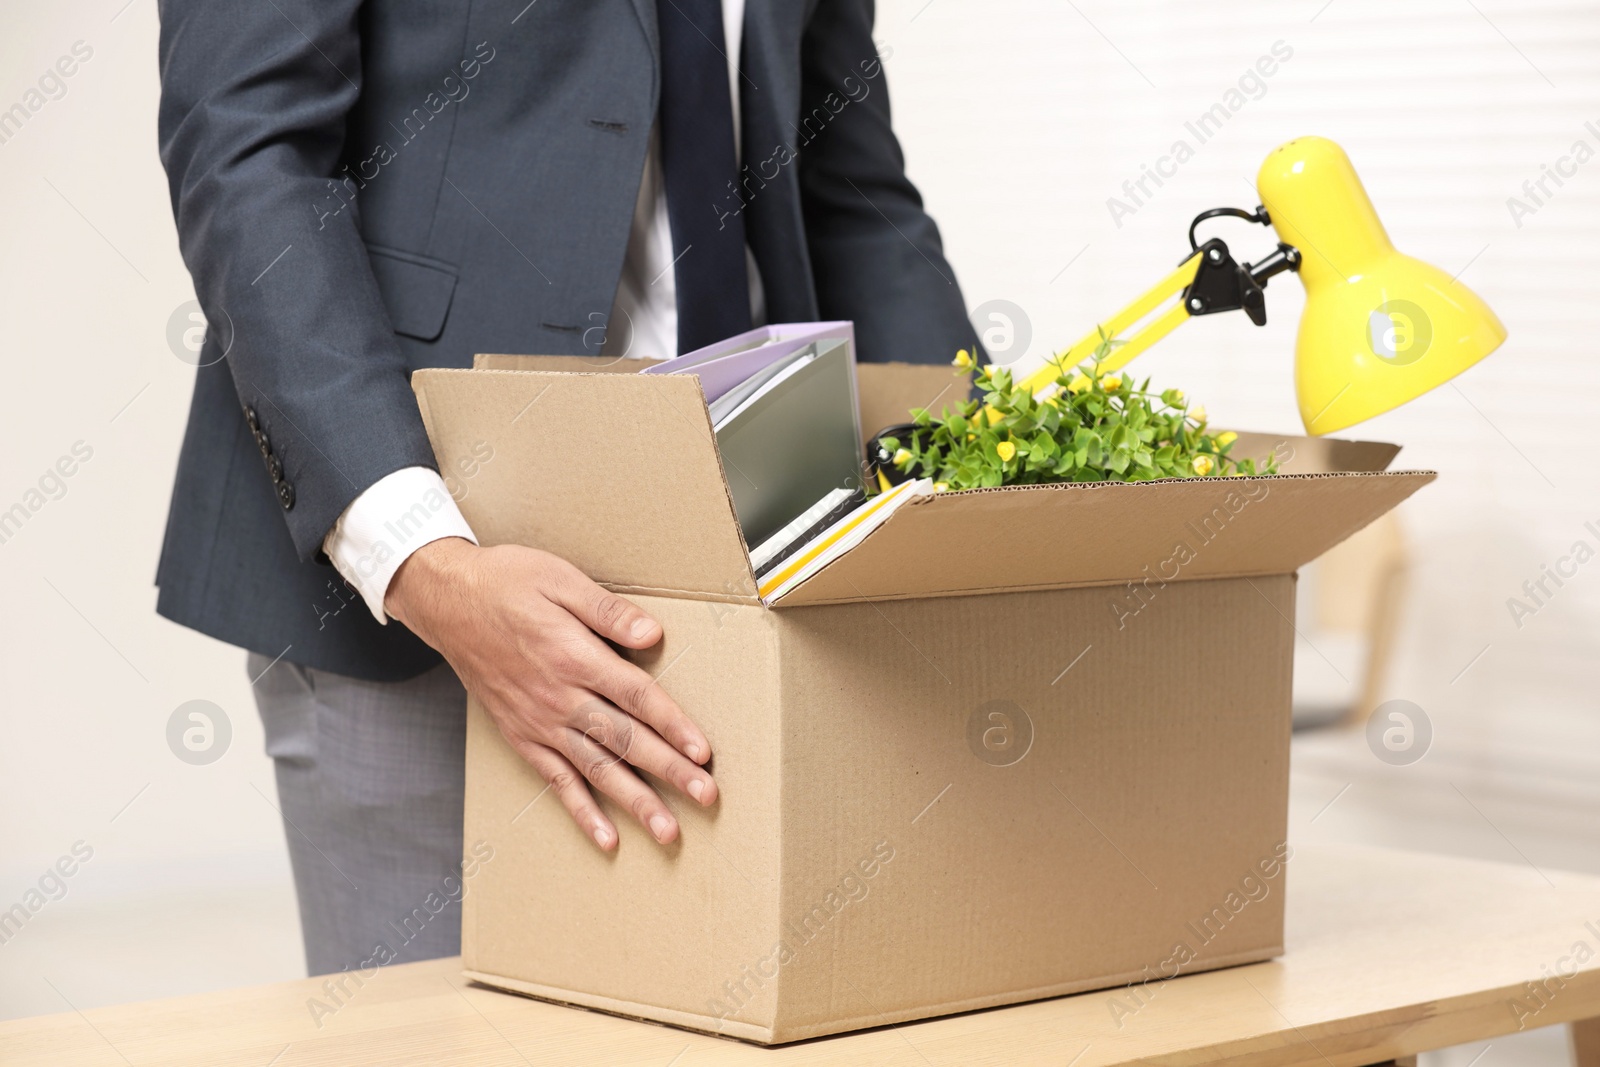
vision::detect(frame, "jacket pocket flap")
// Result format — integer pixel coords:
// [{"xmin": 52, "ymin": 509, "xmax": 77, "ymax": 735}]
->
[{"xmin": 368, "ymin": 245, "xmax": 458, "ymax": 342}]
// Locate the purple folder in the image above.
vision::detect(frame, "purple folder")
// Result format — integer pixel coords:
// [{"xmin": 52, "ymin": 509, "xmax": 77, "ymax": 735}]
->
[{"xmin": 641, "ymin": 322, "xmax": 856, "ymax": 403}]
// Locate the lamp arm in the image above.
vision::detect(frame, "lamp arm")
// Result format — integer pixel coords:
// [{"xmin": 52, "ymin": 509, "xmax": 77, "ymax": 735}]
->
[
  {"xmin": 1017, "ymin": 250, "xmax": 1205, "ymax": 396},
  {"xmin": 1018, "ymin": 228, "xmax": 1302, "ymax": 398},
  {"xmin": 1016, "ymin": 197, "xmax": 1301, "ymax": 398}
]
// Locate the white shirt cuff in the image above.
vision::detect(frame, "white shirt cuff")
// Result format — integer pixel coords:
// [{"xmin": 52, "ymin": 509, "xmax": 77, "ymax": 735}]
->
[{"xmin": 322, "ymin": 466, "xmax": 478, "ymax": 624}]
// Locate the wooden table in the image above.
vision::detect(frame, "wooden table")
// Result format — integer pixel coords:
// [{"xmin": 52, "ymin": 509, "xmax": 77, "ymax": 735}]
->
[{"xmin": 6, "ymin": 844, "xmax": 1600, "ymax": 1066}]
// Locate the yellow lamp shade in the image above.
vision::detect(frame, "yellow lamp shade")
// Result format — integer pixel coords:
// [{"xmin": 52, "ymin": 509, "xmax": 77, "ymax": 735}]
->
[{"xmin": 1257, "ymin": 137, "xmax": 1507, "ymax": 435}]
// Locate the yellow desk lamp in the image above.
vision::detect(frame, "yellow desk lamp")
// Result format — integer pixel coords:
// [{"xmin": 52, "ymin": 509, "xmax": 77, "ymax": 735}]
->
[{"xmin": 1020, "ymin": 136, "xmax": 1507, "ymax": 435}]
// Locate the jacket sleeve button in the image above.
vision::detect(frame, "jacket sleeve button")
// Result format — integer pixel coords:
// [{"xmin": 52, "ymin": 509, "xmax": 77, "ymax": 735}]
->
[
  {"xmin": 276, "ymin": 481, "xmax": 295, "ymax": 510},
  {"xmin": 245, "ymin": 406, "xmax": 259, "ymax": 431},
  {"xmin": 267, "ymin": 455, "xmax": 283, "ymax": 482}
]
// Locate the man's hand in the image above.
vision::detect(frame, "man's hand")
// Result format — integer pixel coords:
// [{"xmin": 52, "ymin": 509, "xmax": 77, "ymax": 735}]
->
[{"xmin": 385, "ymin": 537, "xmax": 716, "ymax": 850}]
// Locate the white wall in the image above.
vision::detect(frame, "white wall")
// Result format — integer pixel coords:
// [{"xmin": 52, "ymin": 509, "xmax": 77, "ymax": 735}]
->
[
  {"xmin": 0, "ymin": 1, "xmax": 299, "ymax": 1018},
  {"xmin": 1, "ymin": 0, "xmax": 1596, "ymax": 1034}
]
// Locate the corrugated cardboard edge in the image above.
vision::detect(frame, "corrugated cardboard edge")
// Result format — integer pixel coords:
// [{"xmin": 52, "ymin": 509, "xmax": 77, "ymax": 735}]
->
[
  {"xmin": 895, "ymin": 467, "xmax": 1430, "ymax": 502},
  {"xmin": 774, "ymin": 564, "xmax": 1304, "ymax": 607},
  {"xmin": 464, "ymin": 941, "xmax": 1280, "ymax": 1046},
  {"xmin": 770, "ymin": 468, "xmax": 1436, "ymax": 608}
]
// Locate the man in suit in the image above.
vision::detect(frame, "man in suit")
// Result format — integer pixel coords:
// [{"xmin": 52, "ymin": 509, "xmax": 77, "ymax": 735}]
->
[{"xmin": 156, "ymin": 0, "xmax": 976, "ymax": 976}]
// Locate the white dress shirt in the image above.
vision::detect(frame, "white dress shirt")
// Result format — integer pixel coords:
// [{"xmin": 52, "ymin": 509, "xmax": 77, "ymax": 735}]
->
[{"xmin": 326, "ymin": 0, "xmax": 759, "ymax": 622}]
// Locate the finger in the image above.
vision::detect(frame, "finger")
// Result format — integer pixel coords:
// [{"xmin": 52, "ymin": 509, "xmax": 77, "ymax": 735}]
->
[
  {"xmin": 546, "ymin": 563, "xmax": 662, "ymax": 649},
  {"xmin": 570, "ymin": 700, "xmax": 718, "ymax": 807},
  {"xmin": 547, "ymin": 627, "xmax": 711, "ymax": 766},
  {"xmin": 584, "ymin": 654, "xmax": 711, "ymax": 766},
  {"xmin": 560, "ymin": 727, "xmax": 680, "ymax": 844},
  {"xmin": 512, "ymin": 738, "xmax": 617, "ymax": 851}
]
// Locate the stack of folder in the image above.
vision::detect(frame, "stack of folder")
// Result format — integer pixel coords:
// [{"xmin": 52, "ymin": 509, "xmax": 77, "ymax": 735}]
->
[{"xmin": 642, "ymin": 323, "xmax": 925, "ymax": 604}]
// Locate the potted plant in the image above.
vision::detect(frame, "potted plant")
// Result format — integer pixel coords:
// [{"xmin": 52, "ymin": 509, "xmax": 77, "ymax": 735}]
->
[{"xmin": 872, "ymin": 343, "xmax": 1275, "ymax": 491}]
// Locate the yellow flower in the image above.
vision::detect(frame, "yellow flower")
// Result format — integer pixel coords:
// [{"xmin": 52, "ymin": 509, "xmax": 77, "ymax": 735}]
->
[
  {"xmin": 952, "ymin": 349, "xmax": 975, "ymax": 371},
  {"xmin": 981, "ymin": 364, "xmax": 996, "ymax": 379},
  {"xmin": 892, "ymin": 448, "xmax": 912, "ymax": 468},
  {"xmin": 1191, "ymin": 454, "xmax": 1215, "ymax": 476},
  {"xmin": 984, "ymin": 405, "xmax": 1004, "ymax": 426},
  {"xmin": 1190, "ymin": 404, "xmax": 1207, "ymax": 424},
  {"xmin": 996, "ymin": 440, "xmax": 1017, "ymax": 462},
  {"xmin": 1067, "ymin": 373, "xmax": 1093, "ymax": 395},
  {"xmin": 1101, "ymin": 374, "xmax": 1124, "ymax": 392},
  {"xmin": 1216, "ymin": 431, "xmax": 1238, "ymax": 448},
  {"xmin": 933, "ymin": 481, "xmax": 949, "ymax": 493},
  {"xmin": 1172, "ymin": 389, "xmax": 1185, "ymax": 404}
]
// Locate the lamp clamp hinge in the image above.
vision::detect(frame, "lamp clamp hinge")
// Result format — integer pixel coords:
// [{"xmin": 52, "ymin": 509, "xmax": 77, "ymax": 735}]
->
[
  {"xmin": 1181, "ymin": 203, "xmax": 1303, "ymax": 327},
  {"xmin": 1182, "ymin": 238, "xmax": 1269, "ymax": 325}
]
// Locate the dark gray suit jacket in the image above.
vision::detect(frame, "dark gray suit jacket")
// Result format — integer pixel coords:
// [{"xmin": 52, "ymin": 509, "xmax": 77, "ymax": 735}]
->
[{"xmin": 155, "ymin": 0, "xmax": 977, "ymax": 681}]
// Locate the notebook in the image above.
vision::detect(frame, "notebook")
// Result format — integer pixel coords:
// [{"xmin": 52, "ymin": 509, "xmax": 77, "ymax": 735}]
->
[{"xmin": 756, "ymin": 478, "xmax": 934, "ymax": 603}]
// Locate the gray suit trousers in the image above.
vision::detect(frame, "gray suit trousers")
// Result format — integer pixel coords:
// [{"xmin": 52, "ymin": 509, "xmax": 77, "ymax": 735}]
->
[{"xmin": 248, "ymin": 652, "xmax": 468, "ymax": 977}]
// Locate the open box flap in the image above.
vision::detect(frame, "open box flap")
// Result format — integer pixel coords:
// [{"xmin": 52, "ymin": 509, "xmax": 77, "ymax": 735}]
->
[
  {"xmin": 1227, "ymin": 431, "xmax": 1401, "ymax": 474},
  {"xmin": 769, "ymin": 468, "xmax": 1435, "ymax": 607},
  {"xmin": 855, "ymin": 362, "xmax": 970, "ymax": 450},
  {"xmin": 413, "ymin": 366, "xmax": 759, "ymax": 601},
  {"xmin": 420, "ymin": 357, "xmax": 1426, "ymax": 609}
]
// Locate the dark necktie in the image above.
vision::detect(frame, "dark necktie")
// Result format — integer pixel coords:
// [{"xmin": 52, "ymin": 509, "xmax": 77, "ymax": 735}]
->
[{"xmin": 655, "ymin": 0, "xmax": 753, "ymax": 353}]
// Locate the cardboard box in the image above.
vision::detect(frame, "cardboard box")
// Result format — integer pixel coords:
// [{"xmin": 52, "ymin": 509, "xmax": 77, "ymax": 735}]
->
[{"xmin": 411, "ymin": 357, "xmax": 1432, "ymax": 1044}]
